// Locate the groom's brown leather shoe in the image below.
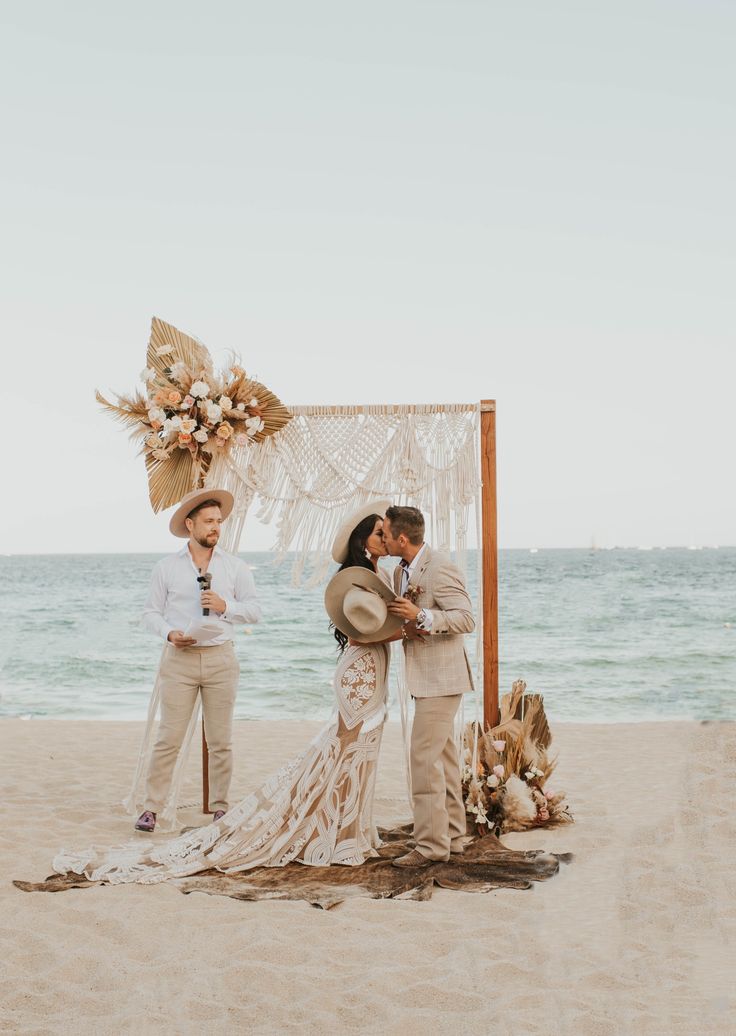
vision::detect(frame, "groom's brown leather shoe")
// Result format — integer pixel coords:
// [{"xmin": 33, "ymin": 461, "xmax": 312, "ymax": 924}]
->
[{"xmin": 392, "ymin": 849, "xmax": 436, "ymax": 869}]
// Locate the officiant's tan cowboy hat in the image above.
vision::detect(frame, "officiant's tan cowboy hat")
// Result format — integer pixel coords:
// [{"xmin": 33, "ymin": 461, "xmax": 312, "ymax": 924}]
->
[
  {"xmin": 324, "ymin": 567, "xmax": 403, "ymax": 644},
  {"xmin": 168, "ymin": 488, "xmax": 235, "ymax": 538},
  {"xmin": 331, "ymin": 499, "xmax": 392, "ymax": 564}
]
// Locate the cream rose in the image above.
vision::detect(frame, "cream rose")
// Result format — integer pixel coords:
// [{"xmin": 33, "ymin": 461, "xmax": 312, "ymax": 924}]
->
[
  {"xmin": 163, "ymin": 416, "xmax": 182, "ymax": 434},
  {"xmin": 190, "ymin": 380, "xmax": 210, "ymax": 398},
  {"xmin": 204, "ymin": 401, "xmax": 222, "ymax": 424},
  {"xmin": 245, "ymin": 416, "xmax": 265, "ymax": 435}
]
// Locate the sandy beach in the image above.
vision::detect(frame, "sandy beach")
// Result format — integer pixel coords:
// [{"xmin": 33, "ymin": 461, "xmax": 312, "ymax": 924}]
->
[{"xmin": 1, "ymin": 718, "xmax": 733, "ymax": 1035}]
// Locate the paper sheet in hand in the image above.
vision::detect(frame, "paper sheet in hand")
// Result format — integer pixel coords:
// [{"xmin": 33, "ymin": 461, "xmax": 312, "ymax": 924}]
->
[{"xmin": 183, "ymin": 619, "xmax": 224, "ymax": 645}]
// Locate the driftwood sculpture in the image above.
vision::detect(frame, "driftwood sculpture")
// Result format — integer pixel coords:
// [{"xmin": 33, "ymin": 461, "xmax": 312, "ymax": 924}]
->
[{"xmin": 15, "ymin": 824, "xmax": 571, "ymax": 910}]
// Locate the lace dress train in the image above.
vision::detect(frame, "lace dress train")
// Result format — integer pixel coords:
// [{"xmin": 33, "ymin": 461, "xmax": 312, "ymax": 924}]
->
[{"xmin": 53, "ymin": 643, "xmax": 390, "ymax": 885}]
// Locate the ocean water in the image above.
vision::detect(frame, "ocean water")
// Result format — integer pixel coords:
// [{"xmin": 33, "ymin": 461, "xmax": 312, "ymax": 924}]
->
[{"xmin": 0, "ymin": 549, "xmax": 733, "ymax": 724}]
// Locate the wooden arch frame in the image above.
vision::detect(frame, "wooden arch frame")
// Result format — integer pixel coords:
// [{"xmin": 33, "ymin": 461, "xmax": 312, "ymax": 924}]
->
[{"xmin": 202, "ymin": 399, "xmax": 499, "ymax": 810}]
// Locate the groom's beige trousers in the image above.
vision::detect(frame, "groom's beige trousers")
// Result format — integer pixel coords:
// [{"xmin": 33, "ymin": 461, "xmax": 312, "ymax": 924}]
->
[
  {"xmin": 411, "ymin": 694, "xmax": 465, "ymax": 861},
  {"xmin": 144, "ymin": 642, "xmax": 240, "ymax": 814}
]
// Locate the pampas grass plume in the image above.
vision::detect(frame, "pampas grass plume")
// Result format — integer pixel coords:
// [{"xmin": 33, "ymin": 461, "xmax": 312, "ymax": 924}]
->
[{"xmin": 501, "ymin": 775, "xmax": 537, "ymax": 830}]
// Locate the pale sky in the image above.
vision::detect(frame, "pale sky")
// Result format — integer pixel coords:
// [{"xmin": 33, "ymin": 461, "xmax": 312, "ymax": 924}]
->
[{"xmin": 1, "ymin": 1, "xmax": 733, "ymax": 553}]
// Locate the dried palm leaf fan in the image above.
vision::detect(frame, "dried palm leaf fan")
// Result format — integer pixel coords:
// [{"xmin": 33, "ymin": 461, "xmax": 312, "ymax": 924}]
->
[{"xmin": 96, "ymin": 316, "xmax": 293, "ymax": 512}]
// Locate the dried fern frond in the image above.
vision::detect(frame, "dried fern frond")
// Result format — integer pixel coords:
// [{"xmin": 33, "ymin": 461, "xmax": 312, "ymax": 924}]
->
[{"xmin": 95, "ymin": 390, "xmax": 148, "ymax": 427}]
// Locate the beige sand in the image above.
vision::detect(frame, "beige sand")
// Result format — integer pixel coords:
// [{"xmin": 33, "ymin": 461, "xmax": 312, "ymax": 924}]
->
[{"xmin": 1, "ymin": 718, "xmax": 733, "ymax": 1035}]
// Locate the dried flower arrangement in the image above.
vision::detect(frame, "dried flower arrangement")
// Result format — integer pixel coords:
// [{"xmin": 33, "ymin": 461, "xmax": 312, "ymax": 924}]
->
[
  {"xmin": 96, "ymin": 317, "xmax": 292, "ymax": 512},
  {"xmin": 463, "ymin": 680, "xmax": 573, "ymax": 834}
]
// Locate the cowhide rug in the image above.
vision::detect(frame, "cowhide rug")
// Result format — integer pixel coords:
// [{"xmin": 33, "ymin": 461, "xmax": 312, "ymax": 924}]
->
[{"xmin": 14, "ymin": 824, "xmax": 571, "ymax": 910}]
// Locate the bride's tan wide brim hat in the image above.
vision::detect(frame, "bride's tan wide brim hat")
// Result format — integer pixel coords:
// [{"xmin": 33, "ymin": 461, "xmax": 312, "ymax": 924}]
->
[
  {"xmin": 324, "ymin": 567, "xmax": 403, "ymax": 644},
  {"xmin": 331, "ymin": 499, "xmax": 392, "ymax": 563},
  {"xmin": 168, "ymin": 488, "xmax": 235, "ymax": 538}
]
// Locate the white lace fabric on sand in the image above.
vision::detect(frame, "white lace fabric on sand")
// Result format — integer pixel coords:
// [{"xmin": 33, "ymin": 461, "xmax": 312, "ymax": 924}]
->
[{"xmin": 53, "ymin": 643, "xmax": 390, "ymax": 883}]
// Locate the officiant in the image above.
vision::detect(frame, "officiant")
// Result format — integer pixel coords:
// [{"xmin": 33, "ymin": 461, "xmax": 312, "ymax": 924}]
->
[{"xmin": 135, "ymin": 488, "xmax": 262, "ymax": 833}]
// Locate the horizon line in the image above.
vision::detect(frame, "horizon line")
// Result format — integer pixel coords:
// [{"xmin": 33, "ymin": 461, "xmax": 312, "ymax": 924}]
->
[{"xmin": 1, "ymin": 544, "xmax": 731, "ymax": 558}]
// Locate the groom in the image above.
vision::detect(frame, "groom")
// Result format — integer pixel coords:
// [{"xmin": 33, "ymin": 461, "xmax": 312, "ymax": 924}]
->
[{"xmin": 384, "ymin": 506, "xmax": 475, "ymax": 867}]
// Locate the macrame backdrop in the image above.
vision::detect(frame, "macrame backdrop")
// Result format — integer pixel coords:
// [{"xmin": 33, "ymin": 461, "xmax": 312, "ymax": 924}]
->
[
  {"xmin": 208, "ymin": 403, "xmax": 482, "ymax": 579},
  {"xmin": 125, "ymin": 403, "xmax": 484, "ymax": 828}
]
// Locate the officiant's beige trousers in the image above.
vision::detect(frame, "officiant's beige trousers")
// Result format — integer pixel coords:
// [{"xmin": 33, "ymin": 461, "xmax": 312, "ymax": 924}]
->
[
  {"xmin": 410, "ymin": 694, "xmax": 465, "ymax": 861},
  {"xmin": 144, "ymin": 641, "xmax": 240, "ymax": 814}
]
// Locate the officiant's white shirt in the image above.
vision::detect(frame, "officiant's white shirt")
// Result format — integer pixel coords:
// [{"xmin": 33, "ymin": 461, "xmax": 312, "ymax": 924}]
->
[{"xmin": 143, "ymin": 545, "xmax": 261, "ymax": 644}]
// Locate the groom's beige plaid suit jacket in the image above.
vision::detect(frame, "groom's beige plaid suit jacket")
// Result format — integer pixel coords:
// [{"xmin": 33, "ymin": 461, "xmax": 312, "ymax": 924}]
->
[{"xmin": 393, "ymin": 545, "xmax": 475, "ymax": 698}]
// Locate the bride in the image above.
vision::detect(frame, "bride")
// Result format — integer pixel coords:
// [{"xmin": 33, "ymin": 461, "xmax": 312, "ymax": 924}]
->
[{"xmin": 53, "ymin": 501, "xmax": 409, "ymax": 885}]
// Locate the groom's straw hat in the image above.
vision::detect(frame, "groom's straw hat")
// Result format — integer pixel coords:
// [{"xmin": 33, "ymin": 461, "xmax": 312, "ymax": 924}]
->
[
  {"xmin": 168, "ymin": 488, "xmax": 235, "ymax": 538},
  {"xmin": 324, "ymin": 567, "xmax": 403, "ymax": 644},
  {"xmin": 331, "ymin": 499, "xmax": 392, "ymax": 563}
]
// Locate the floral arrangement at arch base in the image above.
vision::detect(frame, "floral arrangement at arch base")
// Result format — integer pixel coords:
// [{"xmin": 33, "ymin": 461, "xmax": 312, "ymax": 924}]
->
[
  {"xmin": 462, "ymin": 680, "xmax": 574, "ymax": 834},
  {"xmin": 96, "ymin": 317, "xmax": 292, "ymax": 512}
]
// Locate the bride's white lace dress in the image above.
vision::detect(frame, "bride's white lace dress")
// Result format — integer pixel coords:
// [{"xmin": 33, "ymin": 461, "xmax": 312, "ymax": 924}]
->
[{"xmin": 53, "ymin": 641, "xmax": 390, "ymax": 884}]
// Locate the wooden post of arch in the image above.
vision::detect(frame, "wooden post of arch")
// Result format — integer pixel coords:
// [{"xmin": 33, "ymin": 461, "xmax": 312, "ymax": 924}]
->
[
  {"xmin": 480, "ymin": 400, "xmax": 499, "ymax": 730},
  {"xmin": 202, "ymin": 723, "xmax": 211, "ymax": 814},
  {"xmin": 201, "ymin": 398, "xmax": 500, "ymax": 811}
]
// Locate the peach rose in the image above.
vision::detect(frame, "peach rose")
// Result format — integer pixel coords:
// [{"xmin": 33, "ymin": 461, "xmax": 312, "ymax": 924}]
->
[
  {"xmin": 216, "ymin": 422, "xmax": 233, "ymax": 440},
  {"xmin": 167, "ymin": 390, "xmax": 182, "ymax": 405},
  {"xmin": 153, "ymin": 390, "xmax": 167, "ymax": 406},
  {"xmin": 178, "ymin": 432, "xmax": 193, "ymax": 445},
  {"xmin": 181, "ymin": 394, "xmax": 195, "ymax": 409},
  {"xmin": 150, "ymin": 420, "xmax": 162, "ymax": 430}
]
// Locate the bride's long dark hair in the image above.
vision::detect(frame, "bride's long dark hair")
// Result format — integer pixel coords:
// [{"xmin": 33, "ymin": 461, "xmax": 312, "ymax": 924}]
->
[{"xmin": 331, "ymin": 513, "xmax": 381, "ymax": 653}]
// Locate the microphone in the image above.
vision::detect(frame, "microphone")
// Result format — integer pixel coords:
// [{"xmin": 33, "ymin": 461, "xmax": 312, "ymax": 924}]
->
[{"xmin": 197, "ymin": 572, "xmax": 213, "ymax": 616}]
